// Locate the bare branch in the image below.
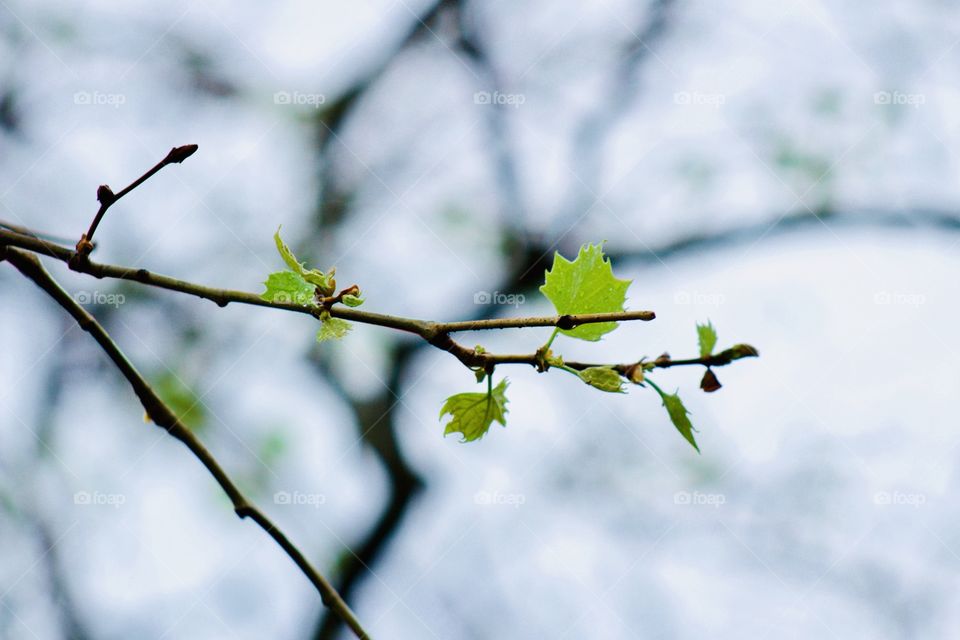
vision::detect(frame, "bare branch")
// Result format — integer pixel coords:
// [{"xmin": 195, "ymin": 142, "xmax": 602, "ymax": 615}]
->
[
  {"xmin": 0, "ymin": 246, "xmax": 371, "ymax": 640},
  {"xmin": 74, "ymin": 144, "xmax": 199, "ymax": 260}
]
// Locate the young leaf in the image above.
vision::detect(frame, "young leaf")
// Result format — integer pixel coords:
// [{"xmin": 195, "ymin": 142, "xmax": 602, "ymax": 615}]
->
[
  {"xmin": 697, "ymin": 320, "xmax": 717, "ymax": 358},
  {"xmin": 539, "ymin": 243, "xmax": 631, "ymax": 341},
  {"xmin": 316, "ymin": 311, "xmax": 352, "ymax": 342},
  {"xmin": 341, "ymin": 294, "xmax": 364, "ymax": 307},
  {"xmin": 440, "ymin": 379, "xmax": 509, "ymax": 442},
  {"xmin": 578, "ymin": 366, "xmax": 626, "ymax": 393},
  {"xmin": 662, "ymin": 392, "xmax": 699, "ymax": 452},
  {"xmin": 273, "ymin": 227, "xmax": 336, "ymax": 295},
  {"xmin": 647, "ymin": 379, "xmax": 699, "ymax": 452},
  {"xmin": 274, "ymin": 226, "xmax": 304, "ymax": 274},
  {"xmin": 261, "ymin": 271, "xmax": 315, "ymax": 306}
]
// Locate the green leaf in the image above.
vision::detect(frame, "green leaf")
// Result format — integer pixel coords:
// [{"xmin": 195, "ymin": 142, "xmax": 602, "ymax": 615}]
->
[
  {"xmin": 273, "ymin": 227, "xmax": 335, "ymax": 295},
  {"xmin": 341, "ymin": 294, "xmax": 364, "ymax": 307},
  {"xmin": 440, "ymin": 379, "xmax": 509, "ymax": 442},
  {"xmin": 539, "ymin": 243, "xmax": 631, "ymax": 341},
  {"xmin": 274, "ymin": 226, "xmax": 304, "ymax": 274},
  {"xmin": 649, "ymin": 382, "xmax": 699, "ymax": 452},
  {"xmin": 316, "ymin": 311, "xmax": 352, "ymax": 342},
  {"xmin": 261, "ymin": 271, "xmax": 315, "ymax": 306},
  {"xmin": 578, "ymin": 366, "xmax": 625, "ymax": 393},
  {"xmin": 697, "ymin": 320, "xmax": 717, "ymax": 358}
]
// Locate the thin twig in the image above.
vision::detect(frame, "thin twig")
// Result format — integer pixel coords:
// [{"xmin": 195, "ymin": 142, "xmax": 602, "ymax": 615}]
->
[
  {"xmin": 74, "ymin": 144, "xmax": 198, "ymax": 260},
  {"xmin": 0, "ymin": 246, "xmax": 372, "ymax": 640}
]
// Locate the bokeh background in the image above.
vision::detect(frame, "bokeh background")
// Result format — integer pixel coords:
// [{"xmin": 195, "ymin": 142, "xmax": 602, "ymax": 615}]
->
[{"xmin": 2, "ymin": 1, "xmax": 959, "ymax": 638}]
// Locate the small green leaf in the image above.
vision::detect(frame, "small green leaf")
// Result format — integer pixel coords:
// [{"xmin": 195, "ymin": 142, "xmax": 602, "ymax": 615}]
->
[
  {"xmin": 316, "ymin": 311, "xmax": 352, "ymax": 342},
  {"xmin": 273, "ymin": 227, "xmax": 336, "ymax": 295},
  {"xmin": 647, "ymin": 379, "xmax": 699, "ymax": 452},
  {"xmin": 578, "ymin": 366, "xmax": 626, "ymax": 393},
  {"xmin": 274, "ymin": 226, "xmax": 304, "ymax": 273},
  {"xmin": 539, "ymin": 243, "xmax": 631, "ymax": 341},
  {"xmin": 440, "ymin": 379, "xmax": 509, "ymax": 442},
  {"xmin": 697, "ymin": 320, "xmax": 718, "ymax": 358},
  {"xmin": 261, "ymin": 271, "xmax": 315, "ymax": 306},
  {"xmin": 341, "ymin": 294, "xmax": 364, "ymax": 307},
  {"xmin": 662, "ymin": 393, "xmax": 698, "ymax": 452}
]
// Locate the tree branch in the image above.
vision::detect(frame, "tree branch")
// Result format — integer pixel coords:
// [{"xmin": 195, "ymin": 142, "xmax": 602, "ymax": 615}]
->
[
  {"xmin": 0, "ymin": 226, "xmax": 655, "ymax": 337},
  {"xmin": 74, "ymin": 144, "xmax": 198, "ymax": 260},
  {"xmin": 0, "ymin": 246, "xmax": 372, "ymax": 640}
]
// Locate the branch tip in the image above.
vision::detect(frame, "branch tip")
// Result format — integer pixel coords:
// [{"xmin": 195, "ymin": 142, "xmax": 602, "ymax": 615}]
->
[{"xmin": 165, "ymin": 144, "xmax": 199, "ymax": 164}]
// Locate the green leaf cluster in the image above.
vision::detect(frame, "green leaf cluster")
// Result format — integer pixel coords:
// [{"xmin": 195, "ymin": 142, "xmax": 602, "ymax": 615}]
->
[
  {"xmin": 440, "ymin": 379, "xmax": 510, "ymax": 442},
  {"xmin": 261, "ymin": 227, "xmax": 363, "ymax": 343}
]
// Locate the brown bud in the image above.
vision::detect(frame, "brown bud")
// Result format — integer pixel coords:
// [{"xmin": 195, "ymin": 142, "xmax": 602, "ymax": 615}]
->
[
  {"xmin": 165, "ymin": 144, "xmax": 199, "ymax": 164},
  {"xmin": 624, "ymin": 363, "xmax": 645, "ymax": 385},
  {"xmin": 700, "ymin": 368, "xmax": 722, "ymax": 393},
  {"xmin": 727, "ymin": 344, "xmax": 759, "ymax": 360},
  {"xmin": 96, "ymin": 184, "xmax": 116, "ymax": 205}
]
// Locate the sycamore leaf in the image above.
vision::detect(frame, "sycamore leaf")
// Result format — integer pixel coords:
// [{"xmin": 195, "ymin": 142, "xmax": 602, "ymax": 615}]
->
[
  {"xmin": 578, "ymin": 366, "xmax": 626, "ymax": 393},
  {"xmin": 539, "ymin": 243, "xmax": 631, "ymax": 341},
  {"xmin": 274, "ymin": 226, "xmax": 303, "ymax": 273},
  {"xmin": 273, "ymin": 227, "xmax": 336, "ymax": 295},
  {"xmin": 440, "ymin": 379, "xmax": 509, "ymax": 442},
  {"xmin": 261, "ymin": 271, "xmax": 315, "ymax": 306},
  {"xmin": 659, "ymin": 389, "xmax": 699, "ymax": 453},
  {"xmin": 697, "ymin": 320, "xmax": 717, "ymax": 358},
  {"xmin": 316, "ymin": 311, "xmax": 352, "ymax": 342}
]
